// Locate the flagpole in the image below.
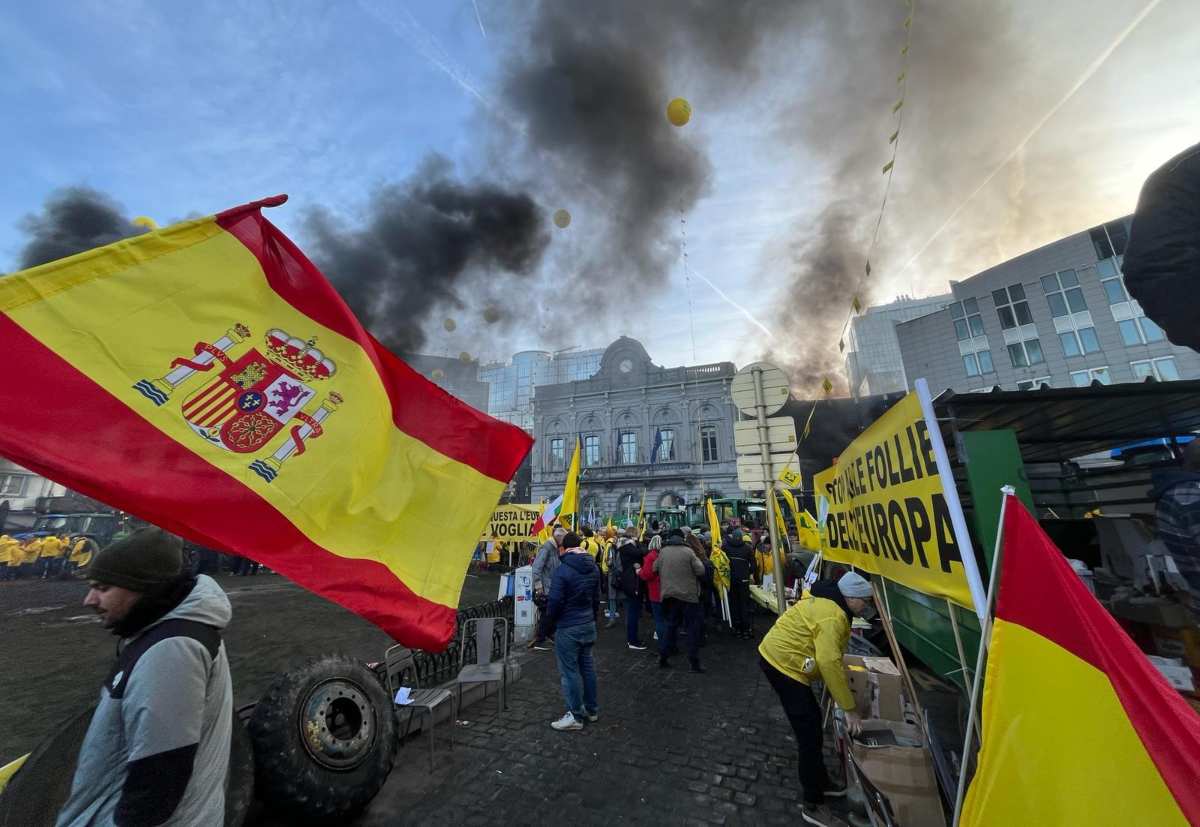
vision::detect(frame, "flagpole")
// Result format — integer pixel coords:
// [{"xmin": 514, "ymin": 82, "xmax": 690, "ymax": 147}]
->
[
  {"xmin": 916, "ymin": 378, "xmax": 989, "ymax": 622},
  {"xmin": 952, "ymin": 485, "xmax": 1014, "ymax": 826},
  {"xmin": 946, "ymin": 599, "xmax": 981, "ymax": 742}
]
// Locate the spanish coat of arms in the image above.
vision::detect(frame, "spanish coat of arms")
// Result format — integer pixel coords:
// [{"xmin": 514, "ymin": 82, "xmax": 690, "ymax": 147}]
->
[{"xmin": 134, "ymin": 324, "xmax": 344, "ymax": 483}]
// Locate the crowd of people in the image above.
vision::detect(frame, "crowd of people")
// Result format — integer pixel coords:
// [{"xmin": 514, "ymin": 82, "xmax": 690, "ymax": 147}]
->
[
  {"xmin": 0, "ymin": 532, "xmax": 94, "ymax": 580},
  {"xmin": 526, "ymin": 518, "xmax": 877, "ymax": 826},
  {"xmin": 524, "ymin": 519, "xmax": 810, "ymax": 725}
]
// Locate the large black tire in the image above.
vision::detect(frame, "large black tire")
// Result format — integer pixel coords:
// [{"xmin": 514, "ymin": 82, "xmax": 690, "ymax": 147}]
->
[
  {"xmin": 225, "ymin": 714, "xmax": 256, "ymax": 827},
  {"xmin": 247, "ymin": 655, "xmax": 397, "ymax": 823},
  {"xmin": 0, "ymin": 706, "xmax": 94, "ymax": 827},
  {"xmin": 0, "ymin": 704, "xmax": 255, "ymax": 827}
]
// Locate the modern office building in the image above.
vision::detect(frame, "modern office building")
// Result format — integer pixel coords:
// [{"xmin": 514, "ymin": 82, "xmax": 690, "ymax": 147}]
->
[
  {"xmin": 530, "ymin": 337, "xmax": 741, "ymax": 519},
  {"xmin": 479, "ymin": 347, "xmax": 604, "ymax": 432},
  {"xmin": 0, "ymin": 459, "xmax": 66, "ymax": 520},
  {"xmin": 845, "ymin": 294, "xmax": 951, "ymax": 398},
  {"xmin": 896, "ymin": 216, "xmax": 1200, "ymax": 394},
  {"xmin": 403, "ymin": 353, "xmax": 490, "ymax": 413}
]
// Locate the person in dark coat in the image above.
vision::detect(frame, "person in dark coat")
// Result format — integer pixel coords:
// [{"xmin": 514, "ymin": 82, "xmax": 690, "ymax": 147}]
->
[
  {"xmin": 1151, "ymin": 440, "xmax": 1200, "ymax": 614},
  {"xmin": 617, "ymin": 535, "xmax": 647, "ymax": 649},
  {"xmin": 545, "ymin": 532, "xmax": 601, "ymax": 731},
  {"xmin": 724, "ymin": 529, "xmax": 756, "ymax": 639},
  {"xmin": 1122, "ymin": 141, "xmax": 1200, "ymax": 350}
]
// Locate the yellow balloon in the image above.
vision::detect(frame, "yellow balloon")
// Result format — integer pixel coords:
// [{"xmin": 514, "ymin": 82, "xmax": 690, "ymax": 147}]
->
[
  {"xmin": 431, "ymin": 368, "xmax": 445, "ymax": 380},
  {"xmin": 459, "ymin": 351, "xmax": 473, "ymax": 363},
  {"xmin": 443, "ymin": 318, "xmax": 457, "ymax": 332},
  {"xmin": 553, "ymin": 209, "xmax": 571, "ymax": 229},
  {"xmin": 666, "ymin": 97, "xmax": 692, "ymax": 127},
  {"xmin": 132, "ymin": 216, "xmax": 158, "ymax": 231}
]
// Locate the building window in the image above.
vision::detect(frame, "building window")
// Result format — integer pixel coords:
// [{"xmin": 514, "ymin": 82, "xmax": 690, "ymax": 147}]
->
[
  {"xmin": 962, "ymin": 350, "xmax": 995, "ymax": 378},
  {"xmin": 1007, "ymin": 338, "xmax": 1044, "ymax": 368},
  {"xmin": 1131, "ymin": 357, "xmax": 1180, "ymax": 382},
  {"xmin": 1058, "ymin": 326, "xmax": 1101, "ymax": 357},
  {"xmin": 949, "ymin": 298, "xmax": 984, "ymax": 340},
  {"xmin": 1090, "ymin": 220, "xmax": 1129, "ymax": 262},
  {"xmin": 652, "ymin": 428, "xmax": 675, "ymax": 462},
  {"xmin": 1040, "ymin": 269, "xmax": 1087, "ymax": 318},
  {"xmin": 584, "ymin": 435, "xmax": 600, "ymax": 466},
  {"xmin": 700, "ymin": 425, "xmax": 719, "ymax": 463},
  {"xmin": 1101, "ymin": 274, "xmax": 1128, "ymax": 305},
  {"xmin": 0, "ymin": 474, "xmax": 27, "ymax": 496},
  {"xmin": 618, "ymin": 431, "xmax": 638, "ymax": 465},
  {"xmin": 1016, "ymin": 376, "xmax": 1052, "ymax": 391},
  {"xmin": 1118, "ymin": 316, "xmax": 1167, "ymax": 346},
  {"xmin": 549, "ymin": 438, "xmax": 565, "ymax": 471},
  {"xmin": 992, "ymin": 284, "xmax": 1033, "ymax": 330},
  {"xmin": 1069, "ymin": 367, "xmax": 1111, "ymax": 387}
]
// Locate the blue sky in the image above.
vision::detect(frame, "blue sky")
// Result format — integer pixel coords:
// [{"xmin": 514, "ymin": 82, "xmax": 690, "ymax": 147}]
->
[{"xmin": 3, "ymin": 1, "xmax": 1198, "ymax": 378}]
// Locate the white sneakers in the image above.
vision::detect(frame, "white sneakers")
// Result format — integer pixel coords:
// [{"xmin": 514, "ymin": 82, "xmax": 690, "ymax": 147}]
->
[{"xmin": 550, "ymin": 711, "xmax": 583, "ymax": 731}]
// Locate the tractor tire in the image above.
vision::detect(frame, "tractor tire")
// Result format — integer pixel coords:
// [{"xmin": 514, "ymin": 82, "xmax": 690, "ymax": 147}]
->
[
  {"xmin": 0, "ymin": 704, "xmax": 256, "ymax": 827},
  {"xmin": 225, "ymin": 713, "xmax": 256, "ymax": 827},
  {"xmin": 0, "ymin": 706, "xmax": 93, "ymax": 827},
  {"xmin": 247, "ymin": 655, "xmax": 397, "ymax": 823}
]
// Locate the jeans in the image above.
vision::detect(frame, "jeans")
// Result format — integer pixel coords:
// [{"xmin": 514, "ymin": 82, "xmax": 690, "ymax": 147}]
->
[
  {"xmin": 554, "ymin": 622, "xmax": 598, "ymax": 717},
  {"xmin": 760, "ymin": 656, "xmax": 829, "ymax": 805},
  {"xmin": 649, "ymin": 601, "xmax": 666, "ymax": 642},
  {"xmin": 660, "ymin": 598, "xmax": 702, "ymax": 664},
  {"xmin": 624, "ymin": 592, "xmax": 641, "ymax": 644}
]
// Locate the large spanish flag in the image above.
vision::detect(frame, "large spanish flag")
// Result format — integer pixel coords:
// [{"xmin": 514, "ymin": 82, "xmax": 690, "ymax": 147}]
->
[
  {"xmin": 0, "ymin": 196, "xmax": 531, "ymax": 650},
  {"xmin": 961, "ymin": 495, "xmax": 1200, "ymax": 825}
]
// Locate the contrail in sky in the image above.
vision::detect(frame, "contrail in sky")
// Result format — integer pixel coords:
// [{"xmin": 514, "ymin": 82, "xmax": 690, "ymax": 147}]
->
[
  {"xmin": 471, "ymin": 0, "xmax": 487, "ymax": 39},
  {"xmin": 690, "ymin": 266, "xmax": 775, "ymax": 340},
  {"xmin": 359, "ymin": 0, "xmax": 493, "ymax": 109},
  {"xmin": 893, "ymin": 0, "xmax": 1163, "ymax": 284}
]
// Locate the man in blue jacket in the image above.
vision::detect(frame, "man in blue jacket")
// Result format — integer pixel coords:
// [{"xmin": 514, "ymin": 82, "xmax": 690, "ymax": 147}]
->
[{"xmin": 545, "ymin": 531, "xmax": 600, "ymax": 731}]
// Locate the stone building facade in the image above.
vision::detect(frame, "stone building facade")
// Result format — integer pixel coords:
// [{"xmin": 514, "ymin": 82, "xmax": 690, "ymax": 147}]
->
[{"xmin": 530, "ymin": 337, "xmax": 741, "ymax": 521}]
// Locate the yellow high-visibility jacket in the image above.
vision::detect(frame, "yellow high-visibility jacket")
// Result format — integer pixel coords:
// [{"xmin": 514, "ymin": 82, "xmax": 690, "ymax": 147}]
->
[
  {"xmin": 39, "ymin": 536, "xmax": 67, "ymax": 559},
  {"xmin": 758, "ymin": 585, "xmax": 855, "ymax": 712},
  {"xmin": 22, "ymin": 539, "xmax": 43, "ymax": 564}
]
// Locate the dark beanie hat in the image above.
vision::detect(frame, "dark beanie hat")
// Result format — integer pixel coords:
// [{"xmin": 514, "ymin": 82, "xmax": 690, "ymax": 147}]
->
[
  {"xmin": 84, "ymin": 527, "xmax": 183, "ymax": 591},
  {"xmin": 667, "ymin": 527, "xmax": 685, "ymax": 539}
]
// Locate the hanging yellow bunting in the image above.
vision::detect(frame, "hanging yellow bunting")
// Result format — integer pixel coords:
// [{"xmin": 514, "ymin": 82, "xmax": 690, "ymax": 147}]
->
[
  {"xmin": 838, "ymin": 338, "xmax": 846, "ymax": 353},
  {"xmin": 865, "ymin": 260, "xmax": 872, "ymax": 277},
  {"xmin": 904, "ymin": 15, "xmax": 912, "ymax": 29},
  {"xmin": 822, "ymin": 377, "xmax": 833, "ymax": 395},
  {"xmin": 882, "ymin": 160, "xmax": 894, "ymax": 175},
  {"xmin": 901, "ymin": 44, "xmax": 909, "ymax": 56},
  {"xmin": 889, "ymin": 129, "xmax": 900, "ymax": 144},
  {"xmin": 852, "ymin": 295, "xmax": 863, "ymax": 313},
  {"xmin": 897, "ymin": 71, "xmax": 906, "ymax": 84},
  {"xmin": 892, "ymin": 98, "xmax": 904, "ymax": 114}
]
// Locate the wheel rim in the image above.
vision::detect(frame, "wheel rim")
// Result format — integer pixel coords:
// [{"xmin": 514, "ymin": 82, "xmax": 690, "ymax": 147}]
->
[{"xmin": 297, "ymin": 677, "xmax": 376, "ymax": 770}]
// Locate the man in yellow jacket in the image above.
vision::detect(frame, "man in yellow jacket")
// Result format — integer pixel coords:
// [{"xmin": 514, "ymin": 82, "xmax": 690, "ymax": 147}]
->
[
  {"xmin": 758, "ymin": 571, "xmax": 876, "ymax": 827},
  {"xmin": 38, "ymin": 534, "xmax": 68, "ymax": 579}
]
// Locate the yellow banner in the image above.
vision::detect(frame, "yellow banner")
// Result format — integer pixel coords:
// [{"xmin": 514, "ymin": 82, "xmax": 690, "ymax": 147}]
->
[
  {"xmin": 813, "ymin": 392, "xmax": 973, "ymax": 608},
  {"xmin": 480, "ymin": 504, "xmax": 542, "ymax": 542}
]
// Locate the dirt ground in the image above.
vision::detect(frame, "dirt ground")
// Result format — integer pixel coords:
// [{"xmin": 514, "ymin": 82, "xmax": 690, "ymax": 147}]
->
[{"xmin": 0, "ymin": 570, "xmax": 504, "ymax": 761}]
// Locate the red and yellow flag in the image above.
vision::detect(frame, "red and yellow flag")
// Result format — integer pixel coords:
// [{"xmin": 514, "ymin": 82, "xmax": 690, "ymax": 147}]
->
[
  {"xmin": 961, "ymin": 496, "xmax": 1200, "ymax": 825},
  {"xmin": 0, "ymin": 196, "xmax": 531, "ymax": 650}
]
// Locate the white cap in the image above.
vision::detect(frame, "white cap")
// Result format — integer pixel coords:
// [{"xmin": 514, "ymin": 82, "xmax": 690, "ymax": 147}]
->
[{"xmin": 837, "ymin": 571, "xmax": 873, "ymax": 599}]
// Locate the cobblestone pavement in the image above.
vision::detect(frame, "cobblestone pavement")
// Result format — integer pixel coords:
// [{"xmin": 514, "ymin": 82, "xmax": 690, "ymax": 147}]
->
[{"xmin": 358, "ymin": 611, "xmax": 847, "ymax": 826}]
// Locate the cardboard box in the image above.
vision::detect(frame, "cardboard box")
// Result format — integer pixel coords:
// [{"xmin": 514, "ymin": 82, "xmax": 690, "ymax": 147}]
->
[
  {"xmin": 850, "ymin": 719, "xmax": 945, "ymax": 827},
  {"xmin": 1147, "ymin": 655, "xmax": 1196, "ymax": 693},
  {"xmin": 843, "ymin": 655, "xmax": 906, "ymax": 722}
]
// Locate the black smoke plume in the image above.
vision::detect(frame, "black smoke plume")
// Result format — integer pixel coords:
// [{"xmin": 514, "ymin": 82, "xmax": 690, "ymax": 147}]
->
[
  {"xmin": 17, "ymin": 187, "xmax": 147, "ymax": 270},
  {"xmin": 304, "ymin": 157, "xmax": 549, "ymax": 354},
  {"xmin": 498, "ymin": 1, "xmax": 794, "ymax": 326}
]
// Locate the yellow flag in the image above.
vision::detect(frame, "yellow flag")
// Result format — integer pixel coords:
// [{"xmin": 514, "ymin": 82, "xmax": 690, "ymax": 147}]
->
[
  {"xmin": 706, "ymin": 497, "xmax": 723, "ymax": 550},
  {"xmin": 852, "ymin": 294, "xmax": 863, "ymax": 313},
  {"xmin": 636, "ymin": 487, "xmax": 646, "ymax": 537},
  {"xmin": 772, "ymin": 490, "xmax": 790, "ymax": 542},
  {"xmin": 561, "ymin": 437, "xmax": 581, "ymax": 528}
]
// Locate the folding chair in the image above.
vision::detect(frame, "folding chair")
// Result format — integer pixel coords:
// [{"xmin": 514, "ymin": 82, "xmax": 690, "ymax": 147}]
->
[
  {"xmin": 454, "ymin": 616, "xmax": 509, "ymax": 714},
  {"xmin": 383, "ymin": 644, "xmax": 456, "ymax": 770}
]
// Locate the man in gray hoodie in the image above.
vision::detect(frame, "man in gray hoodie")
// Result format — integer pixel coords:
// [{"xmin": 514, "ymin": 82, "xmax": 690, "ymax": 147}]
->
[{"xmin": 57, "ymin": 527, "xmax": 233, "ymax": 827}]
